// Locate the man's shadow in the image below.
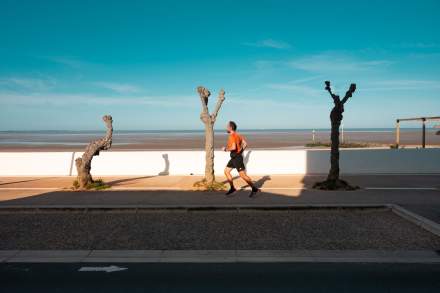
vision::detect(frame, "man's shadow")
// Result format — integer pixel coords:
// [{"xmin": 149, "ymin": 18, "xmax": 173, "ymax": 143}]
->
[
  {"xmin": 253, "ymin": 175, "xmax": 271, "ymax": 188},
  {"xmin": 244, "ymin": 150, "xmax": 252, "ymax": 166},
  {"xmin": 158, "ymin": 154, "xmax": 170, "ymax": 176}
]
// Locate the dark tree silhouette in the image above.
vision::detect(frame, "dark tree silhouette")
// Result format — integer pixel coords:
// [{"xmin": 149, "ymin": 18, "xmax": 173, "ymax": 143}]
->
[
  {"xmin": 314, "ymin": 81, "xmax": 359, "ymax": 190},
  {"xmin": 74, "ymin": 115, "xmax": 113, "ymax": 189}
]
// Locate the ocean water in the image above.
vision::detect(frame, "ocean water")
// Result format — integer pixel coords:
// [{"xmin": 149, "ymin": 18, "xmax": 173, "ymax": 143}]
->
[{"xmin": 0, "ymin": 128, "xmax": 429, "ymax": 147}]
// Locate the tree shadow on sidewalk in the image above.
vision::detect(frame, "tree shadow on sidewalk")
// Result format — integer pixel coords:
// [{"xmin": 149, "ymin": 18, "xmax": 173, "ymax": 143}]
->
[
  {"xmin": 106, "ymin": 176, "xmax": 156, "ymax": 186},
  {"xmin": 0, "ymin": 178, "xmax": 45, "ymax": 186}
]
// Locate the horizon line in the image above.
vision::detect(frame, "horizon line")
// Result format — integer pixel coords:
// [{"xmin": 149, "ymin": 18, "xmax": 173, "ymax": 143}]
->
[{"xmin": 0, "ymin": 127, "xmax": 427, "ymax": 133}]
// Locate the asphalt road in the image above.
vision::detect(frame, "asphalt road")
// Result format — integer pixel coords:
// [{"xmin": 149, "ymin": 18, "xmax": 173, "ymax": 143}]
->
[{"xmin": 2, "ymin": 262, "xmax": 440, "ymax": 292}]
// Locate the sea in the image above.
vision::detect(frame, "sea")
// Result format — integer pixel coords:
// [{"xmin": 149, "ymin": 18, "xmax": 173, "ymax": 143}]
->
[{"xmin": 0, "ymin": 128, "xmax": 434, "ymax": 149}]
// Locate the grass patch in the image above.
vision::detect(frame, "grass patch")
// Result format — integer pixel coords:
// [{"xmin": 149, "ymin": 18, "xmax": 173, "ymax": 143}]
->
[
  {"xmin": 72, "ymin": 179, "xmax": 80, "ymax": 190},
  {"xmin": 193, "ymin": 179, "xmax": 227, "ymax": 191},
  {"xmin": 72, "ymin": 178, "xmax": 111, "ymax": 190},
  {"xmin": 306, "ymin": 141, "xmax": 374, "ymax": 148}
]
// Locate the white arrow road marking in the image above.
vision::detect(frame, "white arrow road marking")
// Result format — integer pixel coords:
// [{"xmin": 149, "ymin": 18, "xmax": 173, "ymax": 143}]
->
[{"xmin": 79, "ymin": 265, "xmax": 127, "ymax": 273}]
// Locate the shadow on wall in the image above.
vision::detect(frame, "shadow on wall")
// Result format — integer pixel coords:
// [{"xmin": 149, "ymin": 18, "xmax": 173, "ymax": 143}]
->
[
  {"xmin": 156, "ymin": 150, "xmax": 251, "ymax": 177},
  {"xmin": 244, "ymin": 150, "xmax": 252, "ymax": 167},
  {"xmin": 158, "ymin": 154, "xmax": 170, "ymax": 176},
  {"xmin": 0, "ymin": 178, "xmax": 44, "ymax": 186}
]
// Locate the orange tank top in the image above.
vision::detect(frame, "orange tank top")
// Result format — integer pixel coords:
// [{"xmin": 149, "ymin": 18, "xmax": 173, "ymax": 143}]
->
[{"xmin": 227, "ymin": 132, "xmax": 244, "ymax": 153}]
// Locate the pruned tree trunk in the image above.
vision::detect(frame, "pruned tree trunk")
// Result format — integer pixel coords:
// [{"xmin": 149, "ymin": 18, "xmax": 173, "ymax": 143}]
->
[
  {"xmin": 314, "ymin": 81, "xmax": 358, "ymax": 190},
  {"xmin": 75, "ymin": 115, "xmax": 113, "ymax": 189},
  {"xmin": 196, "ymin": 86, "xmax": 225, "ymax": 187},
  {"xmin": 204, "ymin": 122, "xmax": 215, "ymax": 184},
  {"xmin": 328, "ymin": 113, "xmax": 341, "ymax": 181}
]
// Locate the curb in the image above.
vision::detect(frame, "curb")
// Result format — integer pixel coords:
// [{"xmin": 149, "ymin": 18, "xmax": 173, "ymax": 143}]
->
[
  {"xmin": 1, "ymin": 250, "xmax": 440, "ymax": 264},
  {"xmin": 390, "ymin": 204, "xmax": 440, "ymax": 237},
  {"xmin": 0, "ymin": 204, "xmax": 389, "ymax": 213}
]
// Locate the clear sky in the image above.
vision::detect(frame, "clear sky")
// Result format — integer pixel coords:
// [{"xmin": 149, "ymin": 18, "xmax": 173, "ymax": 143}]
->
[{"xmin": 0, "ymin": 0, "xmax": 439, "ymax": 130}]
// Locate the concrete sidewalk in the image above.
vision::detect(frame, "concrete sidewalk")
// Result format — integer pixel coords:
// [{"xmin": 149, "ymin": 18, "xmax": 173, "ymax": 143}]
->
[
  {"xmin": 1, "ymin": 174, "xmax": 439, "ymax": 190},
  {"xmin": 1, "ymin": 174, "xmax": 439, "ymax": 223}
]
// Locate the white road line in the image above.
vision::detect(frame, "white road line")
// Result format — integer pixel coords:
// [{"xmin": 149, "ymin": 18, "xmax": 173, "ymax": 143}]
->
[
  {"xmin": 112, "ymin": 187, "xmax": 184, "ymax": 190},
  {"xmin": 261, "ymin": 187, "xmax": 306, "ymax": 190},
  {"xmin": 110, "ymin": 187, "xmax": 308, "ymax": 191},
  {"xmin": 0, "ymin": 188, "xmax": 60, "ymax": 190},
  {"xmin": 111, "ymin": 187, "xmax": 439, "ymax": 191},
  {"xmin": 365, "ymin": 187, "xmax": 438, "ymax": 190},
  {"xmin": 0, "ymin": 187, "xmax": 437, "ymax": 191}
]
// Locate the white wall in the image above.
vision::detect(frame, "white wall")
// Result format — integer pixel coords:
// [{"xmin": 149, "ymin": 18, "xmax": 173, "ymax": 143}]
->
[
  {"xmin": 0, "ymin": 149, "xmax": 439, "ymax": 176},
  {"xmin": 0, "ymin": 152, "xmax": 74, "ymax": 176},
  {"xmin": 305, "ymin": 148, "xmax": 440, "ymax": 174}
]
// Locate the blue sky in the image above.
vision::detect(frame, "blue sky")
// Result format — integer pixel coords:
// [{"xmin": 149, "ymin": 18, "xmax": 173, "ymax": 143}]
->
[{"xmin": 0, "ymin": 0, "xmax": 439, "ymax": 130}]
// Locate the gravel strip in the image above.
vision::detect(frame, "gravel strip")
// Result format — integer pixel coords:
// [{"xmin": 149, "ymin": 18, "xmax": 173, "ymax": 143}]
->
[{"xmin": 1, "ymin": 209, "xmax": 439, "ymax": 250}]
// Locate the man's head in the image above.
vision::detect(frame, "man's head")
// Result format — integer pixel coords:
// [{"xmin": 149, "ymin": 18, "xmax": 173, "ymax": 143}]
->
[{"xmin": 227, "ymin": 121, "xmax": 237, "ymax": 133}]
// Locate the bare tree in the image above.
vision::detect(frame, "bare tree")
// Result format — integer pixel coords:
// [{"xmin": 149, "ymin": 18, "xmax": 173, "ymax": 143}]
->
[
  {"xmin": 75, "ymin": 115, "xmax": 113, "ymax": 189},
  {"xmin": 314, "ymin": 81, "xmax": 358, "ymax": 190},
  {"xmin": 196, "ymin": 86, "xmax": 225, "ymax": 187}
]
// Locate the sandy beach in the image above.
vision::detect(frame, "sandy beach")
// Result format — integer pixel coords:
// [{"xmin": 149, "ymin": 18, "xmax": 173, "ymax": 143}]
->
[{"xmin": 0, "ymin": 129, "xmax": 439, "ymax": 151}]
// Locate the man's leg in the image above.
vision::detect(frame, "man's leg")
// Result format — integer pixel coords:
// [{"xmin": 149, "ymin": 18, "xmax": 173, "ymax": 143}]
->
[
  {"xmin": 239, "ymin": 170, "xmax": 259, "ymax": 197},
  {"xmin": 224, "ymin": 167, "xmax": 236, "ymax": 195}
]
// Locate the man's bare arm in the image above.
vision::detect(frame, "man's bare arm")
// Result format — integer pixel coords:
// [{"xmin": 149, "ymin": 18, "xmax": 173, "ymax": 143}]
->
[{"xmin": 241, "ymin": 139, "xmax": 248, "ymax": 150}]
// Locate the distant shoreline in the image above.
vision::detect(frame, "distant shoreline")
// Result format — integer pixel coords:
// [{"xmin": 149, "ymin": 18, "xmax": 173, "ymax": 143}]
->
[
  {"xmin": 0, "ymin": 129, "xmax": 438, "ymax": 151},
  {"xmin": 0, "ymin": 127, "xmax": 426, "ymax": 134}
]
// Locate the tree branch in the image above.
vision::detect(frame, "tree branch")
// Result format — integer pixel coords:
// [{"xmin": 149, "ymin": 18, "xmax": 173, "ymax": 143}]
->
[
  {"xmin": 210, "ymin": 89, "xmax": 225, "ymax": 122},
  {"xmin": 325, "ymin": 80, "xmax": 339, "ymax": 102},
  {"xmin": 341, "ymin": 83, "xmax": 356, "ymax": 104},
  {"xmin": 197, "ymin": 86, "xmax": 210, "ymax": 116}
]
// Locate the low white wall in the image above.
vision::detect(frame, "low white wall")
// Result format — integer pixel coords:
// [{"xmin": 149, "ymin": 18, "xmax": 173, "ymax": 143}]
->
[
  {"xmin": 0, "ymin": 152, "xmax": 74, "ymax": 176},
  {"xmin": 0, "ymin": 149, "xmax": 439, "ymax": 176},
  {"xmin": 70, "ymin": 150, "xmax": 308, "ymax": 176},
  {"xmin": 305, "ymin": 148, "xmax": 440, "ymax": 174}
]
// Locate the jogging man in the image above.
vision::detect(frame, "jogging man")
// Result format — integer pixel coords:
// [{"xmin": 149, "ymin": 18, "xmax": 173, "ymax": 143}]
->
[{"xmin": 222, "ymin": 121, "xmax": 260, "ymax": 197}]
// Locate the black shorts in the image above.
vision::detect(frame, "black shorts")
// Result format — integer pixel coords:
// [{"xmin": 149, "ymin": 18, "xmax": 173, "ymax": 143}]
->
[{"xmin": 227, "ymin": 152, "xmax": 245, "ymax": 171}]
